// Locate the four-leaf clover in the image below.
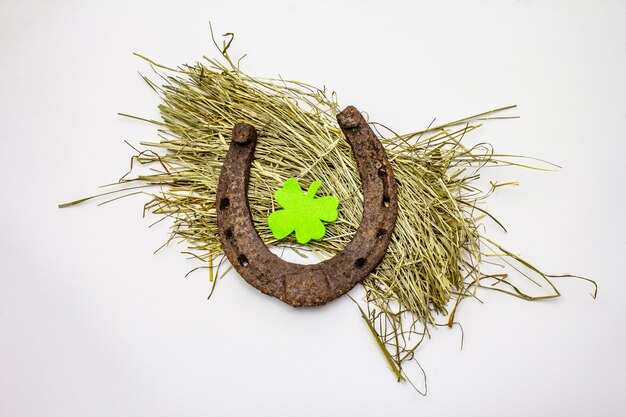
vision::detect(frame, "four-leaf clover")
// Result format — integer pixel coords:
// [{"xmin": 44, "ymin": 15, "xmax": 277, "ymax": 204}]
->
[{"xmin": 267, "ymin": 178, "xmax": 339, "ymax": 244}]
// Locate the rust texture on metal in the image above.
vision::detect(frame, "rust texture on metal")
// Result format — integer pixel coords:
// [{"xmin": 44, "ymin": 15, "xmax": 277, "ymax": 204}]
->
[{"xmin": 216, "ymin": 105, "xmax": 398, "ymax": 307}]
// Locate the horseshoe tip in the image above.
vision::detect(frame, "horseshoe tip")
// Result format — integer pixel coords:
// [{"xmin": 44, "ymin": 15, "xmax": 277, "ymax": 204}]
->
[
  {"xmin": 337, "ymin": 105, "xmax": 363, "ymax": 129},
  {"xmin": 232, "ymin": 123, "xmax": 257, "ymax": 145}
]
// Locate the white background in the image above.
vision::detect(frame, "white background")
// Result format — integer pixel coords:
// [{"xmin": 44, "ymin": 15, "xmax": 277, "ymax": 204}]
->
[{"xmin": 1, "ymin": 1, "xmax": 625, "ymax": 416}]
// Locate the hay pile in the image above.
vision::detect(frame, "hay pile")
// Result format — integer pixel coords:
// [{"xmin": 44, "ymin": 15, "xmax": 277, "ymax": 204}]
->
[{"xmin": 62, "ymin": 33, "xmax": 594, "ymax": 390}]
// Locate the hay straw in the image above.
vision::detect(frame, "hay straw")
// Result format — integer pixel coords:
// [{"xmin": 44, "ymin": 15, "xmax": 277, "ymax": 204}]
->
[{"xmin": 60, "ymin": 32, "xmax": 596, "ymax": 390}]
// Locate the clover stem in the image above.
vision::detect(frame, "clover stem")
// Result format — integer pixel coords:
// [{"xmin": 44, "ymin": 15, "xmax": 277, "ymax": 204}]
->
[{"xmin": 305, "ymin": 180, "xmax": 323, "ymax": 199}]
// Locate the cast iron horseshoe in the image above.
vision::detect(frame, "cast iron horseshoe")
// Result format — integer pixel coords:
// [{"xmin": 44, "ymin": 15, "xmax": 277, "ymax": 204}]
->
[{"xmin": 216, "ymin": 105, "xmax": 398, "ymax": 307}]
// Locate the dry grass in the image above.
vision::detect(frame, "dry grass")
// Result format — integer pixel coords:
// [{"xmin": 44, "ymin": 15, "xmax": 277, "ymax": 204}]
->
[{"xmin": 61, "ymin": 33, "xmax": 596, "ymax": 391}]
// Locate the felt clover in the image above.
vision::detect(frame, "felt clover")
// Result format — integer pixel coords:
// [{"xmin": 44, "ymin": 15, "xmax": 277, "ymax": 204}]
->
[{"xmin": 268, "ymin": 178, "xmax": 339, "ymax": 244}]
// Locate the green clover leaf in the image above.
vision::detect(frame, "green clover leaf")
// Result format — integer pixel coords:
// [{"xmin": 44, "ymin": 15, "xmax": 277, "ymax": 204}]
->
[{"xmin": 267, "ymin": 178, "xmax": 339, "ymax": 244}]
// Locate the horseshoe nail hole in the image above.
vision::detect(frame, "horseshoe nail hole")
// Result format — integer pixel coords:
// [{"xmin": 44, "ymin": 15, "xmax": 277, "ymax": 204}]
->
[
  {"xmin": 237, "ymin": 254, "xmax": 249, "ymax": 267},
  {"xmin": 219, "ymin": 197, "xmax": 230, "ymax": 210},
  {"xmin": 378, "ymin": 166, "xmax": 387, "ymax": 178},
  {"xmin": 224, "ymin": 227, "xmax": 233, "ymax": 239},
  {"xmin": 354, "ymin": 258, "xmax": 366, "ymax": 269},
  {"xmin": 376, "ymin": 229, "xmax": 386, "ymax": 240},
  {"xmin": 383, "ymin": 194, "xmax": 390, "ymax": 208}
]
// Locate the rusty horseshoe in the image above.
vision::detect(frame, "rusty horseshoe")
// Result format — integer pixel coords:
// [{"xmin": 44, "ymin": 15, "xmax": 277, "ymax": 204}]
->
[{"xmin": 216, "ymin": 106, "xmax": 398, "ymax": 307}]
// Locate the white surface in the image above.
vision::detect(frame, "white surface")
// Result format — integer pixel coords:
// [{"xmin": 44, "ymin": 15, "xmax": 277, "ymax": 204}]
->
[{"xmin": 1, "ymin": 1, "xmax": 625, "ymax": 416}]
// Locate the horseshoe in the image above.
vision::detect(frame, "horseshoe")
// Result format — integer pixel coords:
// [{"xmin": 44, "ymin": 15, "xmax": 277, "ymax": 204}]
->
[{"xmin": 216, "ymin": 105, "xmax": 398, "ymax": 307}]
